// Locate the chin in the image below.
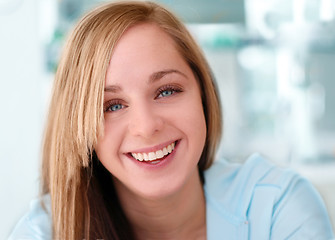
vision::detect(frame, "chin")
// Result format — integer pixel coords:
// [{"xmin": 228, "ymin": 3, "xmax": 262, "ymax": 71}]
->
[{"xmin": 133, "ymin": 176, "xmax": 188, "ymax": 201}]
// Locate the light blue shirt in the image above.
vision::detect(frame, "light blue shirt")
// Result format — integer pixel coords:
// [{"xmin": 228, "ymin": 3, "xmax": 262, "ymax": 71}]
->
[
  {"xmin": 205, "ymin": 153, "xmax": 334, "ymax": 239},
  {"xmin": 9, "ymin": 153, "xmax": 335, "ymax": 239}
]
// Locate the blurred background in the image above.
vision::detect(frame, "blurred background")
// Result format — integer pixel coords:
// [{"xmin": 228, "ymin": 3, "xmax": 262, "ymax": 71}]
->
[{"xmin": 1, "ymin": 0, "xmax": 335, "ymax": 238}]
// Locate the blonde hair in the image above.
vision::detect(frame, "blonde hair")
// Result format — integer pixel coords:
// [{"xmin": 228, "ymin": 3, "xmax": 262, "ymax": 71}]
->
[{"xmin": 41, "ymin": 1, "xmax": 222, "ymax": 239}]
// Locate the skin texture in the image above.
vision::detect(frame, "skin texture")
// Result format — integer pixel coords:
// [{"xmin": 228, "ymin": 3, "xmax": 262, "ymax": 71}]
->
[{"xmin": 95, "ymin": 23, "xmax": 207, "ymax": 239}]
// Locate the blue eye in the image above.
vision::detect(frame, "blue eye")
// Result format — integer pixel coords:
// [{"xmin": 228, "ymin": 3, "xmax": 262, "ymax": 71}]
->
[
  {"xmin": 110, "ymin": 104, "xmax": 123, "ymax": 111},
  {"xmin": 104, "ymin": 100, "xmax": 125, "ymax": 113},
  {"xmin": 157, "ymin": 85, "xmax": 182, "ymax": 99},
  {"xmin": 160, "ymin": 90, "xmax": 173, "ymax": 97}
]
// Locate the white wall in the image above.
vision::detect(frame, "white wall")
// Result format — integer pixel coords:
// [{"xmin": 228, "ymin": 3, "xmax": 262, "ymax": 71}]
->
[{"xmin": 0, "ymin": 0, "xmax": 47, "ymax": 238}]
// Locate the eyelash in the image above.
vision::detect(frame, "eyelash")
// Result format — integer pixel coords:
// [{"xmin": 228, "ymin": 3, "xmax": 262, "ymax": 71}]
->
[
  {"xmin": 104, "ymin": 85, "xmax": 183, "ymax": 113},
  {"xmin": 104, "ymin": 99, "xmax": 125, "ymax": 113},
  {"xmin": 156, "ymin": 85, "xmax": 183, "ymax": 99}
]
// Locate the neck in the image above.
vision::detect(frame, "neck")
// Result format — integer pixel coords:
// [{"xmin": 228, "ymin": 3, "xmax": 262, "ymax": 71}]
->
[{"xmin": 114, "ymin": 168, "xmax": 206, "ymax": 240}]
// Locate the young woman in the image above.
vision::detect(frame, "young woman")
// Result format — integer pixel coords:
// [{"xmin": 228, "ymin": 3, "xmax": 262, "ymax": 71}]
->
[{"xmin": 9, "ymin": 1, "xmax": 334, "ymax": 239}]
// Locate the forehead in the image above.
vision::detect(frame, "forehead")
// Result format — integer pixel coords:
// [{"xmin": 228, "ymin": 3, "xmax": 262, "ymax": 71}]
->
[
  {"xmin": 113, "ymin": 22, "xmax": 176, "ymax": 53},
  {"xmin": 106, "ymin": 23, "xmax": 192, "ymax": 85}
]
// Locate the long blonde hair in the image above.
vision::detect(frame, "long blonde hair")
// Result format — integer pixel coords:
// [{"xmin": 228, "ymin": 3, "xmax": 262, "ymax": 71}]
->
[{"xmin": 41, "ymin": 1, "xmax": 222, "ymax": 239}]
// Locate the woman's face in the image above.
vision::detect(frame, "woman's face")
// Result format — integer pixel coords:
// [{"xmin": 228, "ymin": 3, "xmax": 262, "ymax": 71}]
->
[{"xmin": 95, "ymin": 23, "xmax": 206, "ymax": 200}]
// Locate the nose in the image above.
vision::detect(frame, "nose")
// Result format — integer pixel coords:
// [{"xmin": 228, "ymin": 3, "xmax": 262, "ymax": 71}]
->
[{"xmin": 128, "ymin": 102, "xmax": 164, "ymax": 138}]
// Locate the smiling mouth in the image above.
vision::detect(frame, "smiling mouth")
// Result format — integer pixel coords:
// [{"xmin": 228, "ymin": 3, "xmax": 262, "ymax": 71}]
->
[{"xmin": 130, "ymin": 141, "xmax": 176, "ymax": 163}]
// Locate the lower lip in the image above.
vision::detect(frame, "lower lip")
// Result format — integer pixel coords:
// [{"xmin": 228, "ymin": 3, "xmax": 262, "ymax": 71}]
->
[{"xmin": 128, "ymin": 141, "xmax": 179, "ymax": 169}]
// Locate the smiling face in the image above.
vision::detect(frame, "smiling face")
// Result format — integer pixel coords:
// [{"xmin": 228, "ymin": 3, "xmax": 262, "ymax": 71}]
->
[{"xmin": 95, "ymin": 23, "xmax": 207, "ymax": 200}]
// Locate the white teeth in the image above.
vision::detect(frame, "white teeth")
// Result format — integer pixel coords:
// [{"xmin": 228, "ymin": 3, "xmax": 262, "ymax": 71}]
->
[
  {"xmin": 131, "ymin": 142, "xmax": 176, "ymax": 162},
  {"xmin": 156, "ymin": 150, "xmax": 164, "ymax": 158},
  {"xmin": 167, "ymin": 144, "xmax": 172, "ymax": 153},
  {"xmin": 148, "ymin": 152, "xmax": 155, "ymax": 161}
]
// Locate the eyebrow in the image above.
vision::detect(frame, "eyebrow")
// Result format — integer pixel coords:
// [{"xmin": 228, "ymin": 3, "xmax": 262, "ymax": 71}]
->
[
  {"xmin": 104, "ymin": 85, "xmax": 121, "ymax": 93},
  {"xmin": 104, "ymin": 69, "xmax": 187, "ymax": 92},
  {"xmin": 148, "ymin": 69, "xmax": 187, "ymax": 84}
]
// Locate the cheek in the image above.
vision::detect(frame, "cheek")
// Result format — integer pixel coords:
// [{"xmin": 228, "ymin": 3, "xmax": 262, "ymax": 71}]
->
[
  {"xmin": 95, "ymin": 137, "xmax": 111, "ymax": 167},
  {"xmin": 188, "ymin": 106, "xmax": 207, "ymax": 144},
  {"xmin": 95, "ymin": 119, "xmax": 124, "ymax": 163},
  {"xmin": 175, "ymin": 96, "xmax": 207, "ymax": 145}
]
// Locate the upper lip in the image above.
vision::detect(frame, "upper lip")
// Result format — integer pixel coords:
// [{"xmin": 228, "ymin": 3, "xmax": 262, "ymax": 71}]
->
[{"xmin": 127, "ymin": 140, "xmax": 178, "ymax": 154}]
